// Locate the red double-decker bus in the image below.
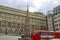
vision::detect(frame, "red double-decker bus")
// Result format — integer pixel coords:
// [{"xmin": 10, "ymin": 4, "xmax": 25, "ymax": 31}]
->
[{"xmin": 31, "ymin": 30, "xmax": 60, "ymax": 40}]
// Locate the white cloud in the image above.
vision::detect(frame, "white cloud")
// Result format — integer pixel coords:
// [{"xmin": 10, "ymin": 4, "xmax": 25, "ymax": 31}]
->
[
  {"xmin": 29, "ymin": 7, "xmax": 35, "ymax": 12},
  {"xmin": 26, "ymin": 0, "xmax": 59, "ymax": 13},
  {"xmin": 53, "ymin": 1, "xmax": 58, "ymax": 4},
  {"xmin": 16, "ymin": 0, "xmax": 20, "ymax": 4},
  {"xmin": 5, "ymin": 0, "xmax": 13, "ymax": 4},
  {"xmin": 28, "ymin": 0, "xmax": 52, "ymax": 12},
  {"xmin": 8, "ymin": 0, "xmax": 13, "ymax": 3},
  {"xmin": 24, "ymin": 0, "xmax": 28, "ymax": 3},
  {"xmin": 0, "ymin": 0, "xmax": 60, "ymax": 14}
]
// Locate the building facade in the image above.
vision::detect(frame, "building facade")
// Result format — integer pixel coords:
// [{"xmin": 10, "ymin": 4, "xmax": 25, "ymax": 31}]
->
[
  {"xmin": 53, "ymin": 5, "xmax": 60, "ymax": 31},
  {"xmin": 47, "ymin": 5, "xmax": 60, "ymax": 31},
  {"xmin": 47, "ymin": 11, "xmax": 54, "ymax": 31},
  {"xmin": 0, "ymin": 5, "xmax": 47, "ymax": 36}
]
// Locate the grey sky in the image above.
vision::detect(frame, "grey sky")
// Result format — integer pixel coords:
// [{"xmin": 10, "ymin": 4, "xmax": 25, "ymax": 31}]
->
[{"xmin": 0, "ymin": 0, "xmax": 60, "ymax": 15}]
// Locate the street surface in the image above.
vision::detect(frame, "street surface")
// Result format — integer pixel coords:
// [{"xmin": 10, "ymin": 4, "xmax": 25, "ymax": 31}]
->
[
  {"xmin": 0, "ymin": 35, "xmax": 21, "ymax": 40},
  {"xmin": 0, "ymin": 35, "xmax": 60, "ymax": 40}
]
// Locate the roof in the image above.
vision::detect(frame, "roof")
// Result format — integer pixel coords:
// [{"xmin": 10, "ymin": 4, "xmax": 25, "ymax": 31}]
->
[
  {"xmin": 31, "ymin": 30, "xmax": 47, "ymax": 34},
  {"xmin": 31, "ymin": 30, "xmax": 56, "ymax": 34}
]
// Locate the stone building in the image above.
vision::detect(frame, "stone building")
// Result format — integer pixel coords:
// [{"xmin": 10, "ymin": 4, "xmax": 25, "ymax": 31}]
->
[
  {"xmin": 47, "ymin": 5, "xmax": 60, "ymax": 31},
  {"xmin": 47, "ymin": 11, "xmax": 54, "ymax": 31},
  {"xmin": 0, "ymin": 5, "xmax": 46, "ymax": 36}
]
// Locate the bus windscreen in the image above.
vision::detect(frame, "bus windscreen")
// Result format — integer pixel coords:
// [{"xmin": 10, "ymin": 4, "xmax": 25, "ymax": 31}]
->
[
  {"xmin": 35, "ymin": 32, "xmax": 55, "ymax": 35},
  {"xmin": 40, "ymin": 32, "xmax": 55, "ymax": 35}
]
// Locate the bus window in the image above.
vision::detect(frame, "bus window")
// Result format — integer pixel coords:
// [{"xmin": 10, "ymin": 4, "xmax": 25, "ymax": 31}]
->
[
  {"xmin": 58, "ymin": 34, "xmax": 60, "ymax": 38},
  {"xmin": 40, "ymin": 32, "xmax": 55, "ymax": 35},
  {"xmin": 41, "ymin": 39, "xmax": 49, "ymax": 40}
]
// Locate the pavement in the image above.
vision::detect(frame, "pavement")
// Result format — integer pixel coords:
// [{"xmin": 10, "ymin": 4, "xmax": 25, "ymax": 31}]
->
[{"xmin": 0, "ymin": 35, "xmax": 21, "ymax": 40}]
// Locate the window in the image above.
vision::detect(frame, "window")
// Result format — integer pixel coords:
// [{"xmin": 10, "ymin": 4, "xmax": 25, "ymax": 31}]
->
[
  {"xmin": 4, "ymin": 13, "xmax": 7, "ymax": 17},
  {"xmin": 2, "ymin": 21, "xmax": 7, "ymax": 24},
  {"xmin": 17, "ymin": 23, "xmax": 20, "ymax": 29},
  {"xmin": 0, "ymin": 13, "xmax": 2, "ymax": 18},
  {"xmin": 8, "ymin": 22, "xmax": 11, "ymax": 27},
  {"xmin": 54, "ymin": 24, "xmax": 58, "ymax": 27},
  {"xmin": 17, "ymin": 16, "xmax": 20, "ymax": 20},
  {"xmin": 59, "ymin": 23, "xmax": 60, "ymax": 26},
  {"xmin": 34, "ymin": 32, "xmax": 55, "ymax": 35},
  {"xmin": 41, "ymin": 32, "xmax": 55, "ymax": 35},
  {"xmin": 49, "ymin": 26, "xmax": 52, "ymax": 29},
  {"xmin": 58, "ymin": 34, "xmax": 60, "ymax": 38},
  {"xmin": 58, "ymin": 20, "xmax": 60, "ymax": 22},
  {"xmin": 54, "ymin": 20, "xmax": 57, "ymax": 23},
  {"xmin": 55, "ymin": 28, "xmax": 59, "ymax": 31},
  {"xmin": 40, "ymin": 19, "xmax": 46, "ymax": 21},
  {"xmin": 31, "ymin": 19, "xmax": 35, "ymax": 24},
  {"xmin": 32, "ymin": 25, "xmax": 34, "ymax": 29},
  {"xmin": 0, "ymin": 21, "xmax": 1, "ymax": 26}
]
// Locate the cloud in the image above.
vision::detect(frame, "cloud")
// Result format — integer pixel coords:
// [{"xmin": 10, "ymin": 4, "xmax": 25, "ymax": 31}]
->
[
  {"xmin": 27, "ymin": 0, "xmax": 60, "ymax": 14},
  {"xmin": 0, "ymin": 0, "xmax": 60, "ymax": 14},
  {"xmin": 29, "ymin": 7, "xmax": 35, "ymax": 12},
  {"xmin": 7, "ymin": 0, "xmax": 13, "ymax": 4},
  {"xmin": 53, "ymin": 1, "xmax": 58, "ymax": 5},
  {"xmin": 24, "ymin": 0, "xmax": 28, "ymax": 2},
  {"xmin": 28, "ymin": 0, "xmax": 52, "ymax": 12}
]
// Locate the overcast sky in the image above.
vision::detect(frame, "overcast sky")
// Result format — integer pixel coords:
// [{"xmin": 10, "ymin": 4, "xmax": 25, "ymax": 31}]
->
[{"xmin": 0, "ymin": 0, "xmax": 60, "ymax": 15}]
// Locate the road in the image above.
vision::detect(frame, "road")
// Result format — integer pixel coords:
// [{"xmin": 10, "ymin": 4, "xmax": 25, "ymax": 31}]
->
[{"xmin": 0, "ymin": 35, "xmax": 60, "ymax": 40}]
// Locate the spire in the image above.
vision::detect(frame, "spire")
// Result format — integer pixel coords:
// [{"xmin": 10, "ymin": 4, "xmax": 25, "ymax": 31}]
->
[
  {"xmin": 23, "ymin": 3, "xmax": 30, "ymax": 37},
  {"xmin": 27, "ymin": 4, "xmax": 29, "ymax": 16}
]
